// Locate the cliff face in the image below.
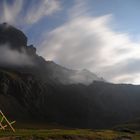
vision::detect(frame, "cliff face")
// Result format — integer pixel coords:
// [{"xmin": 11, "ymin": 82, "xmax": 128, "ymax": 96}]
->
[
  {"xmin": 0, "ymin": 23, "xmax": 27, "ymax": 50},
  {"xmin": 0, "ymin": 22, "xmax": 38, "ymax": 60}
]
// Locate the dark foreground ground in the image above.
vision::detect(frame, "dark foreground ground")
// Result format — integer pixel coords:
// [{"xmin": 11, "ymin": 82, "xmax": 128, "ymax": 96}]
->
[
  {"xmin": 0, "ymin": 129, "xmax": 139, "ymax": 140},
  {"xmin": 0, "ymin": 122, "xmax": 140, "ymax": 140}
]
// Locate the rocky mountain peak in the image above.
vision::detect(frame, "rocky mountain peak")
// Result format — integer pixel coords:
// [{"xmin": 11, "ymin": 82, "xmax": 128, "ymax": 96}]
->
[
  {"xmin": 0, "ymin": 23, "xmax": 37, "ymax": 56},
  {"xmin": 0, "ymin": 23, "xmax": 27, "ymax": 50}
]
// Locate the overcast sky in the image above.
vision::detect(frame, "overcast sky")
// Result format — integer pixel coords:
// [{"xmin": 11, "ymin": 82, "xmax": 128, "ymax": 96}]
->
[{"xmin": 0, "ymin": 0, "xmax": 140, "ymax": 84}]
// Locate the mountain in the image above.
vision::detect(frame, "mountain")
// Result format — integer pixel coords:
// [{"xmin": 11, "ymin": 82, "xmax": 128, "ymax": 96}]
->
[
  {"xmin": 0, "ymin": 23, "xmax": 27, "ymax": 49},
  {"xmin": 0, "ymin": 23, "xmax": 140, "ymax": 129},
  {"xmin": 0, "ymin": 23, "xmax": 103, "ymax": 85},
  {"xmin": 44, "ymin": 62, "xmax": 104, "ymax": 85}
]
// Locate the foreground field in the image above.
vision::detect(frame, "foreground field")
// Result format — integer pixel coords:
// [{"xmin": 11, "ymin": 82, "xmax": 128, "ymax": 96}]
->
[{"xmin": 0, "ymin": 129, "xmax": 139, "ymax": 140}]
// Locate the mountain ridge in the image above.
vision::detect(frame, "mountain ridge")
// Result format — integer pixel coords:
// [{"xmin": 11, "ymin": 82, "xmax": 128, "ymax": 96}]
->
[
  {"xmin": 0, "ymin": 23, "xmax": 140, "ymax": 129},
  {"xmin": 0, "ymin": 22, "xmax": 104, "ymax": 85}
]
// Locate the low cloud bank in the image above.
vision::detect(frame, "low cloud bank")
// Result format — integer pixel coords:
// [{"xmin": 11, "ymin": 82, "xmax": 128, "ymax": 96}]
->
[{"xmin": 0, "ymin": 45, "xmax": 34, "ymax": 66}]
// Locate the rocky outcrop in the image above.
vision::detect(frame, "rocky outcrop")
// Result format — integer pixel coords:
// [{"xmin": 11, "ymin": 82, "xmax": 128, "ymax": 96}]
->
[
  {"xmin": 27, "ymin": 45, "xmax": 36, "ymax": 55},
  {"xmin": 0, "ymin": 23, "xmax": 27, "ymax": 50},
  {"xmin": 0, "ymin": 23, "xmax": 37, "ymax": 56}
]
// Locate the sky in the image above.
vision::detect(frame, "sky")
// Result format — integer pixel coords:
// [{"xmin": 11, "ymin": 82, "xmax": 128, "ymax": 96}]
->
[{"xmin": 0, "ymin": 0, "xmax": 140, "ymax": 84}]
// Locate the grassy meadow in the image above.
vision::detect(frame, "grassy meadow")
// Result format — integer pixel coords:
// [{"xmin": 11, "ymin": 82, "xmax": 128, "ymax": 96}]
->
[{"xmin": 0, "ymin": 121, "xmax": 139, "ymax": 139}]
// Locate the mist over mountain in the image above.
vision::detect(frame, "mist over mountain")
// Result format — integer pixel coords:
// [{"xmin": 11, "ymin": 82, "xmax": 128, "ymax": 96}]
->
[
  {"xmin": 0, "ymin": 23, "xmax": 104, "ymax": 85},
  {"xmin": 0, "ymin": 23, "xmax": 140, "ymax": 129}
]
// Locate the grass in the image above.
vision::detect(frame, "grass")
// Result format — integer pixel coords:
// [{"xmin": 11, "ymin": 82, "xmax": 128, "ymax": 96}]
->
[
  {"xmin": 1, "ymin": 120, "xmax": 140, "ymax": 140},
  {"xmin": 0, "ymin": 128, "xmax": 136, "ymax": 140},
  {"xmin": 0, "ymin": 121, "xmax": 138, "ymax": 139},
  {"xmin": 1, "ymin": 114, "xmax": 139, "ymax": 139}
]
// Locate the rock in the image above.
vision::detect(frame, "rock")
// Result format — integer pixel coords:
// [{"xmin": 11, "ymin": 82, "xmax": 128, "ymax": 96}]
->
[
  {"xmin": 27, "ymin": 45, "xmax": 36, "ymax": 55},
  {"xmin": 0, "ymin": 23, "xmax": 27, "ymax": 50}
]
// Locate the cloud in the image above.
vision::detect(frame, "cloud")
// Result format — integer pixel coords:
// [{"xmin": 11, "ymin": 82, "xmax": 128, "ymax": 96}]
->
[
  {"xmin": 25, "ymin": 0, "xmax": 61, "ymax": 24},
  {"xmin": 0, "ymin": 0, "xmax": 61, "ymax": 25},
  {"xmin": 38, "ymin": 3, "xmax": 140, "ymax": 84},
  {"xmin": 0, "ymin": 0, "xmax": 23, "ymax": 25},
  {"xmin": 0, "ymin": 45, "xmax": 34, "ymax": 66},
  {"xmin": 68, "ymin": 0, "xmax": 89, "ymax": 18}
]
